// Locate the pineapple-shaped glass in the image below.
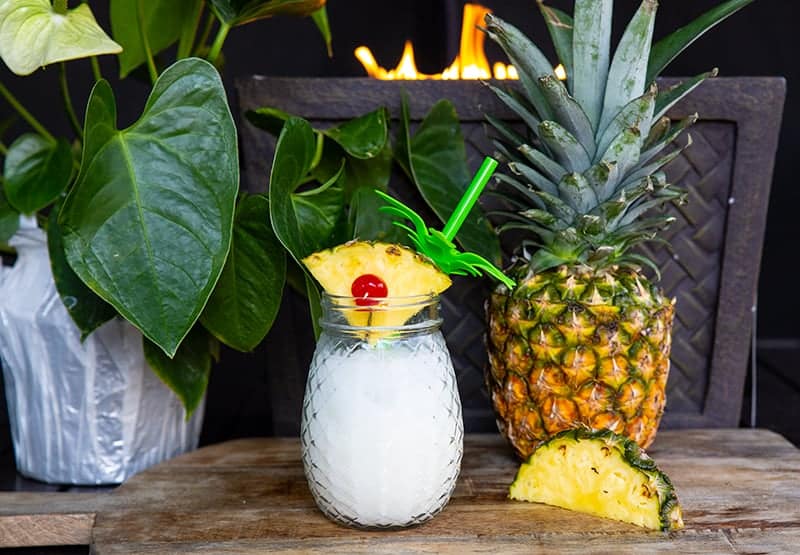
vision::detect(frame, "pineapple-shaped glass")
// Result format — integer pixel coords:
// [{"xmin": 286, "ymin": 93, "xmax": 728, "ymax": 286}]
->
[{"xmin": 301, "ymin": 293, "xmax": 464, "ymax": 528}]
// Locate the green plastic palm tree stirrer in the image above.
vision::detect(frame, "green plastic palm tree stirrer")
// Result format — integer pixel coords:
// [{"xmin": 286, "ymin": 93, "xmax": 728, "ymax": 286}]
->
[{"xmin": 375, "ymin": 156, "xmax": 515, "ymax": 289}]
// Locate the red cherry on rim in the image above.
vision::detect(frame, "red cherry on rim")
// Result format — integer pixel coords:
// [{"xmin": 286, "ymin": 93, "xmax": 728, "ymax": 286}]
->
[{"xmin": 351, "ymin": 274, "xmax": 388, "ymax": 307}]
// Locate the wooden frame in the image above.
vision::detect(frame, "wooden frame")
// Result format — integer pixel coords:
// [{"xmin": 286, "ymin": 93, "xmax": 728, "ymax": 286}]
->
[{"xmin": 656, "ymin": 77, "xmax": 785, "ymax": 427}]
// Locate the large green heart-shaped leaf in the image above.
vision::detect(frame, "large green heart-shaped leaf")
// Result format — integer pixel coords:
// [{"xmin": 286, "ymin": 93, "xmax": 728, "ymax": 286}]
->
[
  {"xmin": 110, "ymin": 0, "xmax": 199, "ymax": 78},
  {"xmin": 247, "ymin": 107, "xmax": 392, "ymax": 198},
  {"xmin": 247, "ymin": 106, "xmax": 387, "ymax": 160},
  {"xmin": 47, "ymin": 208, "xmax": 117, "ymax": 340},
  {"xmin": 0, "ymin": 0, "xmax": 121, "ymax": 75},
  {"xmin": 245, "ymin": 106, "xmax": 289, "ymax": 136},
  {"xmin": 200, "ymin": 194, "xmax": 286, "ymax": 352},
  {"xmin": 209, "ymin": 0, "xmax": 325, "ymax": 26},
  {"xmin": 394, "ymin": 98, "xmax": 502, "ymax": 266},
  {"xmin": 291, "ymin": 169, "xmax": 345, "ymax": 255},
  {"xmin": 312, "ymin": 140, "xmax": 392, "ymax": 202},
  {"xmin": 143, "ymin": 325, "xmax": 213, "ymax": 417},
  {"xmin": 338, "ymin": 143, "xmax": 393, "ymax": 198},
  {"xmin": 0, "ymin": 186, "xmax": 19, "ymax": 243},
  {"xmin": 324, "ymin": 108, "xmax": 388, "ymax": 159},
  {"xmin": 59, "ymin": 58, "xmax": 238, "ymax": 358},
  {"xmin": 269, "ymin": 117, "xmax": 344, "ymax": 262},
  {"xmin": 3, "ymin": 133, "xmax": 73, "ymax": 214},
  {"xmin": 317, "ymin": 108, "xmax": 392, "ymax": 197}
]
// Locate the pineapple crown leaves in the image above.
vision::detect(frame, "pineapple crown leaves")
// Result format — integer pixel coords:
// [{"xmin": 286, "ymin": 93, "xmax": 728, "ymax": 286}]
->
[{"xmin": 482, "ymin": 0, "xmax": 754, "ymax": 277}]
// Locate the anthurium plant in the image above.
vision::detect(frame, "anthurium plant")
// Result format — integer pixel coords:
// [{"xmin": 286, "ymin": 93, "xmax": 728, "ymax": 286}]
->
[
  {"xmin": 0, "ymin": 0, "xmax": 331, "ymax": 416},
  {"xmin": 246, "ymin": 95, "xmax": 502, "ymax": 336}
]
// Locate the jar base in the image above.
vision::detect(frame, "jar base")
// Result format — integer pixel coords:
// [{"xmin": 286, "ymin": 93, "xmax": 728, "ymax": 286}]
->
[{"xmin": 315, "ymin": 501, "xmax": 452, "ymax": 530}]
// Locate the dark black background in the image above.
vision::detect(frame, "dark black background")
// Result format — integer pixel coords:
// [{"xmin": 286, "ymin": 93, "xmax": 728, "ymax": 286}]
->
[{"xmin": 1, "ymin": 0, "xmax": 798, "ymax": 452}]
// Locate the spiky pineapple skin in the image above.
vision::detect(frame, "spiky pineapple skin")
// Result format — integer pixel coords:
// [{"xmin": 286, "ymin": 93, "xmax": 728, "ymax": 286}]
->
[
  {"xmin": 509, "ymin": 427, "xmax": 684, "ymax": 531},
  {"xmin": 485, "ymin": 265, "xmax": 674, "ymax": 459}
]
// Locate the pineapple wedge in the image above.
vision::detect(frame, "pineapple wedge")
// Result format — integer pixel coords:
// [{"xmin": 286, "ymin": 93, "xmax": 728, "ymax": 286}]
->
[
  {"xmin": 302, "ymin": 241, "xmax": 451, "ymax": 328},
  {"xmin": 509, "ymin": 428, "xmax": 684, "ymax": 531}
]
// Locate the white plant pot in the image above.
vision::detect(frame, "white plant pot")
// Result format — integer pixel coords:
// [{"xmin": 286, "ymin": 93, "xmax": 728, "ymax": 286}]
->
[{"xmin": 0, "ymin": 219, "xmax": 204, "ymax": 485}]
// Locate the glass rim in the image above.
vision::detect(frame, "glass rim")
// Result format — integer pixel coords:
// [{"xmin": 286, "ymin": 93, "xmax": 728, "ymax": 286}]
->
[
  {"xmin": 319, "ymin": 292, "xmax": 443, "ymax": 335},
  {"xmin": 319, "ymin": 318, "xmax": 442, "ymax": 334},
  {"xmin": 321, "ymin": 292, "xmax": 441, "ymax": 310}
]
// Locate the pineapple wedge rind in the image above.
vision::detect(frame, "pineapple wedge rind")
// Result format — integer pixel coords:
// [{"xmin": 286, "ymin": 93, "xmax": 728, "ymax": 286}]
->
[
  {"xmin": 509, "ymin": 428, "xmax": 684, "ymax": 531},
  {"xmin": 302, "ymin": 241, "xmax": 451, "ymax": 329}
]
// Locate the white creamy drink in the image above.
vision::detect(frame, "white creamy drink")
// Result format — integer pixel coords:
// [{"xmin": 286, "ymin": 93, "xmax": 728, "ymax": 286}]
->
[{"xmin": 301, "ymin": 330, "xmax": 464, "ymax": 528}]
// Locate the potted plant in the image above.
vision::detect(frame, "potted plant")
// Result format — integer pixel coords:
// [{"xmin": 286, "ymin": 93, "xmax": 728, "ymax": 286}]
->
[
  {"xmin": 0, "ymin": 0, "xmax": 330, "ymax": 485},
  {"xmin": 479, "ymin": 0, "xmax": 756, "ymax": 459}
]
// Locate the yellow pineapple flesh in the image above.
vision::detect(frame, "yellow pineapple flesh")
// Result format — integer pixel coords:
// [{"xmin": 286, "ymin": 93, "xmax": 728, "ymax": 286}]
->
[
  {"xmin": 302, "ymin": 240, "xmax": 451, "ymax": 328},
  {"xmin": 509, "ymin": 428, "xmax": 684, "ymax": 531}
]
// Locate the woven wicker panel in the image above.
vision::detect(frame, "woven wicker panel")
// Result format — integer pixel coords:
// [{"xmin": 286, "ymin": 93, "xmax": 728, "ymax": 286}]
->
[
  {"xmin": 640, "ymin": 122, "xmax": 735, "ymax": 415},
  {"xmin": 439, "ymin": 277, "xmax": 495, "ymax": 431}
]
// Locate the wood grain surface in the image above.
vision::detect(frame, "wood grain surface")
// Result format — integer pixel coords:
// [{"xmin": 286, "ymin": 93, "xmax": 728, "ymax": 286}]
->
[
  {"xmin": 82, "ymin": 429, "xmax": 800, "ymax": 554},
  {"xmin": 0, "ymin": 491, "xmax": 117, "ymax": 547}
]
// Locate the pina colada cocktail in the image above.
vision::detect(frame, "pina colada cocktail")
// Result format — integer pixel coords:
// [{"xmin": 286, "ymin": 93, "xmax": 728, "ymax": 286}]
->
[
  {"xmin": 301, "ymin": 291, "xmax": 462, "ymax": 528},
  {"xmin": 300, "ymin": 158, "xmax": 506, "ymax": 528},
  {"xmin": 301, "ymin": 242, "xmax": 461, "ymax": 528}
]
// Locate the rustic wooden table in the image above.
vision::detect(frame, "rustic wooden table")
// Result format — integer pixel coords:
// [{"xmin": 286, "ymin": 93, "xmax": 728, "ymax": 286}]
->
[{"xmin": 1, "ymin": 429, "xmax": 798, "ymax": 553}]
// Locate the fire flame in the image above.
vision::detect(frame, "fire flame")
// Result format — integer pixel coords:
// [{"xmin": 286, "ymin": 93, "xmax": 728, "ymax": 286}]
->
[{"xmin": 355, "ymin": 3, "xmax": 518, "ymax": 80}]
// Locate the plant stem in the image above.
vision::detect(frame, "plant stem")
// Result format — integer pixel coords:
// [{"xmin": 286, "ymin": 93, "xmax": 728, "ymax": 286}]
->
[
  {"xmin": 136, "ymin": 0, "xmax": 158, "ymax": 84},
  {"xmin": 59, "ymin": 63, "xmax": 83, "ymax": 139},
  {"xmin": 91, "ymin": 56, "xmax": 103, "ymax": 82},
  {"xmin": 53, "ymin": 0, "xmax": 68, "ymax": 15},
  {"xmin": 178, "ymin": 0, "xmax": 205, "ymax": 60},
  {"xmin": 207, "ymin": 22, "xmax": 231, "ymax": 66},
  {"xmin": 194, "ymin": 12, "xmax": 215, "ymax": 56},
  {"xmin": 0, "ymin": 81, "xmax": 56, "ymax": 144}
]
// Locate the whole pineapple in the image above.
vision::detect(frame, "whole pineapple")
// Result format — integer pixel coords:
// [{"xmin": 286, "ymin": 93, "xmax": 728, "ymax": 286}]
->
[{"xmin": 482, "ymin": 0, "xmax": 752, "ymax": 459}]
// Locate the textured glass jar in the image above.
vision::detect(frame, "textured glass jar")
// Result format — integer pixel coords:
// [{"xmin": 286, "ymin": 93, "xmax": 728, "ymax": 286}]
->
[{"xmin": 301, "ymin": 293, "xmax": 464, "ymax": 528}]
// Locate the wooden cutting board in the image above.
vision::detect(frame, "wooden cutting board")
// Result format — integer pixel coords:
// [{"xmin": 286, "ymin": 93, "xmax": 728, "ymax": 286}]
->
[{"xmin": 82, "ymin": 429, "xmax": 800, "ymax": 554}]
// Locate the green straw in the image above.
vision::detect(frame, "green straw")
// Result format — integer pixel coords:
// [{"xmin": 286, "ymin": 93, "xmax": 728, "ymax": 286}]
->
[
  {"xmin": 442, "ymin": 157, "xmax": 498, "ymax": 241},
  {"xmin": 375, "ymin": 155, "xmax": 515, "ymax": 289}
]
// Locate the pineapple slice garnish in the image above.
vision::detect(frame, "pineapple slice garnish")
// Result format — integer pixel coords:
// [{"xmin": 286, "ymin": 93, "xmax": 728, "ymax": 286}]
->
[
  {"xmin": 302, "ymin": 241, "xmax": 451, "ymax": 330},
  {"xmin": 509, "ymin": 428, "xmax": 684, "ymax": 531}
]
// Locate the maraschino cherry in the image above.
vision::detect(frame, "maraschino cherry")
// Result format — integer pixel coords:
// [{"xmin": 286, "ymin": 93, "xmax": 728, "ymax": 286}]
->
[{"xmin": 351, "ymin": 274, "xmax": 388, "ymax": 307}]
